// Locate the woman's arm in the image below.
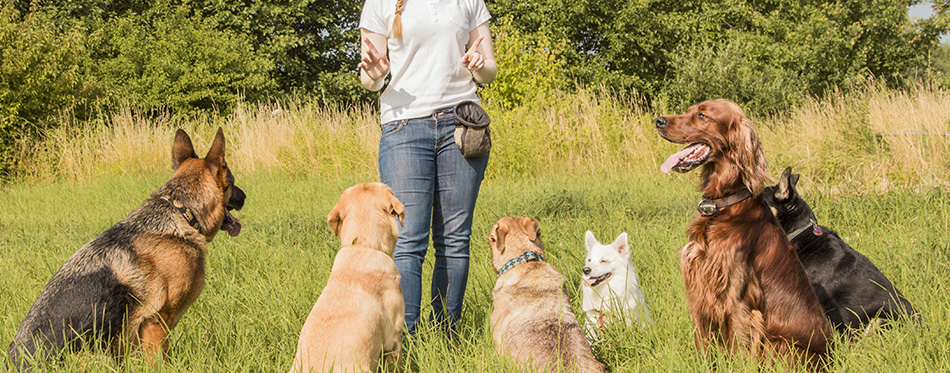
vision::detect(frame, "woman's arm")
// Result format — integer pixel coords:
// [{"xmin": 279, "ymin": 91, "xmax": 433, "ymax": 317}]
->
[
  {"xmin": 358, "ymin": 28, "xmax": 390, "ymax": 91},
  {"xmin": 461, "ymin": 21, "xmax": 496, "ymax": 84}
]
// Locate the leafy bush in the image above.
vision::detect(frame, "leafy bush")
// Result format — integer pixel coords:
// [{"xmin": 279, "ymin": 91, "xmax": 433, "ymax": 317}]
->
[
  {"xmin": 0, "ymin": 5, "xmax": 99, "ymax": 177},
  {"xmin": 89, "ymin": 6, "xmax": 276, "ymax": 113},
  {"xmin": 487, "ymin": 0, "xmax": 949, "ymax": 114},
  {"xmin": 480, "ymin": 18, "xmax": 568, "ymax": 110}
]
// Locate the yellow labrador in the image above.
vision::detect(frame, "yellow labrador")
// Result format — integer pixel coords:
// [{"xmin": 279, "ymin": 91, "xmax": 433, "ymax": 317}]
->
[
  {"xmin": 488, "ymin": 217, "xmax": 604, "ymax": 373},
  {"xmin": 290, "ymin": 183, "xmax": 405, "ymax": 372}
]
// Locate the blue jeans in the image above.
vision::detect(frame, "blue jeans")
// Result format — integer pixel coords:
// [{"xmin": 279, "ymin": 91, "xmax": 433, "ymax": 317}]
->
[{"xmin": 378, "ymin": 107, "xmax": 489, "ymax": 335}]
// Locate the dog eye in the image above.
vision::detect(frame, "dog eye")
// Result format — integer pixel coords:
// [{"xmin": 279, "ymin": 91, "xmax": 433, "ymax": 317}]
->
[
  {"xmin": 697, "ymin": 112, "xmax": 708, "ymax": 119},
  {"xmin": 600, "ymin": 259, "xmax": 607, "ymax": 264}
]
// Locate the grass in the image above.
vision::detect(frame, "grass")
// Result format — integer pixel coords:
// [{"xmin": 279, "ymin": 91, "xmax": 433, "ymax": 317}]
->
[
  {"xmin": 1, "ymin": 84, "xmax": 950, "ymax": 371},
  {"xmin": 1, "ymin": 171, "xmax": 948, "ymax": 371}
]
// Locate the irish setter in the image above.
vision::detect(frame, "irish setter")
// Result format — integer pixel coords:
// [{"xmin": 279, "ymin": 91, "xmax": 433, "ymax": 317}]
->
[{"xmin": 655, "ymin": 99, "xmax": 832, "ymax": 370}]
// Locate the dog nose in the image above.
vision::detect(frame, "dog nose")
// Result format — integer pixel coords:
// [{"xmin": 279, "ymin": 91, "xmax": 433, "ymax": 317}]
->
[
  {"xmin": 654, "ymin": 117, "xmax": 668, "ymax": 129},
  {"xmin": 583, "ymin": 267, "xmax": 591, "ymax": 275}
]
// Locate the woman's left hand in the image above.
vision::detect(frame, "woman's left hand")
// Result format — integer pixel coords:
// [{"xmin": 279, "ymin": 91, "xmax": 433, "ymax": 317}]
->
[{"xmin": 460, "ymin": 36, "xmax": 486, "ymax": 71}]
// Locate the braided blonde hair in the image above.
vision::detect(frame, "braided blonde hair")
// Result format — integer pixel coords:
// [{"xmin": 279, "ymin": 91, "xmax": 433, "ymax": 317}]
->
[{"xmin": 392, "ymin": 0, "xmax": 404, "ymax": 38}]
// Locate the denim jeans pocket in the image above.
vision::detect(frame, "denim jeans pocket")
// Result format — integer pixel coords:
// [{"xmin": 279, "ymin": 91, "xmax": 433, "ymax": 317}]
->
[{"xmin": 381, "ymin": 120, "xmax": 407, "ymax": 140}]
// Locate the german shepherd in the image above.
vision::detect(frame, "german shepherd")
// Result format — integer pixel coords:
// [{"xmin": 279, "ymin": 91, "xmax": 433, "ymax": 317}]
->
[
  {"xmin": 8, "ymin": 128, "xmax": 245, "ymax": 370},
  {"xmin": 764, "ymin": 166, "xmax": 920, "ymax": 335}
]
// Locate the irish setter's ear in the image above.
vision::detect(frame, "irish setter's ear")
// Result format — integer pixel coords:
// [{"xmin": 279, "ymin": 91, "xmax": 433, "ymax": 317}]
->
[{"xmin": 726, "ymin": 110, "xmax": 770, "ymax": 195}]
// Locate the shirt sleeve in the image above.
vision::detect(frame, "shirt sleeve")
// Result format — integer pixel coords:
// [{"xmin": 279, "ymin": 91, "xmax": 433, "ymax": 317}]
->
[
  {"xmin": 359, "ymin": 0, "xmax": 389, "ymax": 35},
  {"xmin": 469, "ymin": 0, "xmax": 491, "ymax": 30}
]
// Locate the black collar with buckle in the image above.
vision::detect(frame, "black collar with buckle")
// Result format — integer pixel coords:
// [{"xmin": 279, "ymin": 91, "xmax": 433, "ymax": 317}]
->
[
  {"xmin": 158, "ymin": 195, "xmax": 202, "ymax": 232},
  {"xmin": 498, "ymin": 251, "xmax": 543, "ymax": 275},
  {"xmin": 697, "ymin": 188, "xmax": 752, "ymax": 216},
  {"xmin": 787, "ymin": 219, "xmax": 823, "ymax": 240}
]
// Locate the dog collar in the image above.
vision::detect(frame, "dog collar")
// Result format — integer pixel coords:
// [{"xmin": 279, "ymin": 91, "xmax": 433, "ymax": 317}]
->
[
  {"xmin": 697, "ymin": 188, "xmax": 752, "ymax": 216},
  {"xmin": 158, "ymin": 195, "xmax": 202, "ymax": 232},
  {"xmin": 498, "ymin": 251, "xmax": 543, "ymax": 275},
  {"xmin": 787, "ymin": 219, "xmax": 822, "ymax": 240}
]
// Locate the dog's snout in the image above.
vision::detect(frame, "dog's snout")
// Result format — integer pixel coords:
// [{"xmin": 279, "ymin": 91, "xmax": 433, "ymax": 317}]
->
[
  {"xmin": 583, "ymin": 267, "xmax": 591, "ymax": 275},
  {"xmin": 229, "ymin": 185, "xmax": 246, "ymax": 211},
  {"xmin": 654, "ymin": 117, "xmax": 668, "ymax": 129}
]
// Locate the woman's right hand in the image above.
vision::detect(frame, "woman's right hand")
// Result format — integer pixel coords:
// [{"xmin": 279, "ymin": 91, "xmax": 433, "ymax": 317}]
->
[{"xmin": 359, "ymin": 36, "xmax": 390, "ymax": 82}]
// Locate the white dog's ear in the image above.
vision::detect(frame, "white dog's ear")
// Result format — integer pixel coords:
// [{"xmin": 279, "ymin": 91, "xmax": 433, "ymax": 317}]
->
[
  {"xmin": 585, "ymin": 230, "xmax": 598, "ymax": 252},
  {"xmin": 612, "ymin": 232, "xmax": 629, "ymax": 258}
]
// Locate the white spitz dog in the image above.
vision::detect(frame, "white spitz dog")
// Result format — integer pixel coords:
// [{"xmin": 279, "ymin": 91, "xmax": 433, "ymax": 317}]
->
[{"xmin": 581, "ymin": 231, "xmax": 651, "ymax": 340}]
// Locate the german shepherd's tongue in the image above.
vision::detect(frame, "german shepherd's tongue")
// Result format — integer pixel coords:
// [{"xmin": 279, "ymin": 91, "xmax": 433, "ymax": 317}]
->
[{"xmin": 225, "ymin": 212, "xmax": 242, "ymax": 237}]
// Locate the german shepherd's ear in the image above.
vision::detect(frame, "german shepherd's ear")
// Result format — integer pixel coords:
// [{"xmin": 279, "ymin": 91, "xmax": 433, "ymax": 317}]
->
[
  {"xmin": 205, "ymin": 127, "xmax": 227, "ymax": 175},
  {"xmin": 387, "ymin": 192, "xmax": 405, "ymax": 227},
  {"xmin": 774, "ymin": 166, "xmax": 793, "ymax": 201},
  {"xmin": 520, "ymin": 217, "xmax": 539, "ymax": 242},
  {"xmin": 172, "ymin": 129, "xmax": 198, "ymax": 170},
  {"xmin": 489, "ymin": 221, "xmax": 509, "ymax": 256},
  {"xmin": 327, "ymin": 203, "xmax": 343, "ymax": 238}
]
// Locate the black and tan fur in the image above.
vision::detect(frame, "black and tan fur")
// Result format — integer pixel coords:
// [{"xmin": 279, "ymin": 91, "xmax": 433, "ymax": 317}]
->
[
  {"xmin": 8, "ymin": 128, "xmax": 245, "ymax": 370},
  {"xmin": 488, "ymin": 217, "xmax": 604, "ymax": 373}
]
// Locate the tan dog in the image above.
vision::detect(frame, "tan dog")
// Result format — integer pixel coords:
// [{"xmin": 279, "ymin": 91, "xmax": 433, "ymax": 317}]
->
[
  {"xmin": 488, "ymin": 217, "xmax": 604, "ymax": 373},
  {"xmin": 290, "ymin": 183, "xmax": 405, "ymax": 373}
]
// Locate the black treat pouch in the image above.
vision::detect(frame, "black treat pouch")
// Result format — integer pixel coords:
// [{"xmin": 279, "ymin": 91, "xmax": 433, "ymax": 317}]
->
[{"xmin": 453, "ymin": 101, "xmax": 491, "ymax": 158}]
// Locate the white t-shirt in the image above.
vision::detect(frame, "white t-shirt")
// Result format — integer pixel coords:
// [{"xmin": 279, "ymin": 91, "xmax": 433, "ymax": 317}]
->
[{"xmin": 360, "ymin": 0, "xmax": 491, "ymax": 124}]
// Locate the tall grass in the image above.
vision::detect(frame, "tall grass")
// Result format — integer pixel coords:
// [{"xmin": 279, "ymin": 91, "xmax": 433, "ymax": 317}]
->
[
  {"xmin": 14, "ymin": 84, "xmax": 950, "ymax": 194},
  {"xmin": 1, "ymin": 173, "xmax": 947, "ymax": 371},
  {"xmin": 3, "ymin": 85, "xmax": 950, "ymax": 371}
]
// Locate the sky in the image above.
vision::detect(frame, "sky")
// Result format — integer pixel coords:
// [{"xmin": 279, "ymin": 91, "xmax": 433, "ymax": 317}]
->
[{"xmin": 909, "ymin": 2, "xmax": 949, "ymax": 44}]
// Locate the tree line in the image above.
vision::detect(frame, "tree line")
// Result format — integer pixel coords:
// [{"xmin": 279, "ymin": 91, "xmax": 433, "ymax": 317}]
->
[{"xmin": 1, "ymin": 0, "xmax": 948, "ymax": 177}]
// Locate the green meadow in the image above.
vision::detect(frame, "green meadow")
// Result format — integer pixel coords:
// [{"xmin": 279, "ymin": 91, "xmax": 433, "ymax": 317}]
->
[{"xmin": 2, "ymin": 86, "xmax": 950, "ymax": 371}]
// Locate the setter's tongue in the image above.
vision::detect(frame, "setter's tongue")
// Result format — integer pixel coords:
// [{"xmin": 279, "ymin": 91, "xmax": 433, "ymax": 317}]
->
[
  {"xmin": 661, "ymin": 146, "xmax": 698, "ymax": 174},
  {"xmin": 660, "ymin": 143, "xmax": 710, "ymax": 174}
]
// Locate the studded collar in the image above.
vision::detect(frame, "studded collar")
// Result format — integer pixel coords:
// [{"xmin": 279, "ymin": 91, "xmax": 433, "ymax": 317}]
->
[{"xmin": 158, "ymin": 195, "xmax": 202, "ymax": 232}]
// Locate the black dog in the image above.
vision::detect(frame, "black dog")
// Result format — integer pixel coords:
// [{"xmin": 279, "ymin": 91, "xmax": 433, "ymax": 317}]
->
[{"xmin": 764, "ymin": 166, "xmax": 920, "ymax": 335}]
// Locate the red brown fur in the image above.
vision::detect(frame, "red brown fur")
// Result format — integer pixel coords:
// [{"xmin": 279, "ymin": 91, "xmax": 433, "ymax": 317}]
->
[{"xmin": 656, "ymin": 100, "xmax": 832, "ymax": 370}]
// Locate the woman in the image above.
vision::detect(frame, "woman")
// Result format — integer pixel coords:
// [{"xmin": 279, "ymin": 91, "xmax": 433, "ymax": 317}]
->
[{"xmin": 358, "ymin": 0, "xmax": 496, "ymax": 335}]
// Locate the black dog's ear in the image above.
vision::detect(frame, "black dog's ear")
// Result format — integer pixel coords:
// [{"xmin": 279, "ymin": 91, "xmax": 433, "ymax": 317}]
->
[
  {"xmin": 172, "ymin": 129, "xmax": 198, "ymax": 170},
  {"xmin": 774, "ymin": 166, "xmax": 793, "ymax": 201},
  {"xmin": 790, "ymin": 173, "xmax": 801, "ymax": 189}
]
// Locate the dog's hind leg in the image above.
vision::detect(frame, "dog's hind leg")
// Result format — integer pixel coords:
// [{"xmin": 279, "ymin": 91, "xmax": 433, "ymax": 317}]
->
[{"xmin": 139, "ymin": 317, "xmax": 169, "ymax": 363}]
